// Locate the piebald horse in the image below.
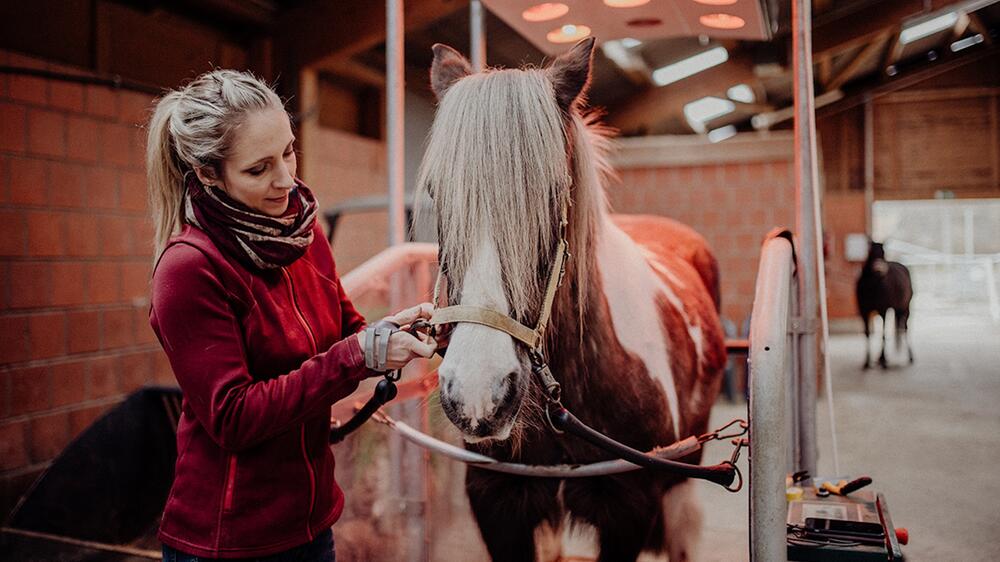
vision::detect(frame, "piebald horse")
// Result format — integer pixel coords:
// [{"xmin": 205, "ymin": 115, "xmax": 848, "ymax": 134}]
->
[{"xmin": 418, "ymin": 39, "xmax": 726, "ymax": 562}]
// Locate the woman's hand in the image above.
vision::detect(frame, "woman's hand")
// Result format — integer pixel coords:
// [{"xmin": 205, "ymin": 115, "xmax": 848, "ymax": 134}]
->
[
  {"xmin": 357, "ymin": 302, "xmax": 438, "ymax": 373},
  {"xmin": 385, "ymin": 302, "xmax": 434, "ymax": 327},
  {"xmin": 356, "ymin": 329, "xmax": 436, "ymax": 372}
]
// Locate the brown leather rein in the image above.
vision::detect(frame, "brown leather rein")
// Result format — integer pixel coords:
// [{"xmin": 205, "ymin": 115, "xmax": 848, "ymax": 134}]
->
[{"xmin": 426, "ymin": 202, "xmax": 745, "ymax": 490}]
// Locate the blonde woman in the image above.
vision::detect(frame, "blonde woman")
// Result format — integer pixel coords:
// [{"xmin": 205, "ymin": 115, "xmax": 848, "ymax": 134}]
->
[{"xmin": 146, "ymin": 69, "xmax": 436, "ymax": 561}]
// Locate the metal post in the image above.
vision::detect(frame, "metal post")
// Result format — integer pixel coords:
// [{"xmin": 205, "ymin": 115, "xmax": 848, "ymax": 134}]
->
[
  {"xmin": 792, "ymin": 0, "xmax": 819, "ymax": 477},
  {"xmin": 864, "ymin": 95, "xmax": 875, "ymax": 236},
  {"xmin": 387, "ymin": 0, "xmax": 406, "ymax": 247},
  {"xmin": 470, "ymin": 0, "xmax": 486, "ymax": 72}
]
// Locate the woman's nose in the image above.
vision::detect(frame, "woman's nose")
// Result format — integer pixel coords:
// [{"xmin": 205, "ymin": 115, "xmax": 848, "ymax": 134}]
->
[{"xmin": 274, "ymin": 161, "xmax": 296, "ymax": 190}]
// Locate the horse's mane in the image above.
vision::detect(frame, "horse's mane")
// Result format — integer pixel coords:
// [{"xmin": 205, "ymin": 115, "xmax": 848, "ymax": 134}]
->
[{"xmin": 416, "ymin": 65, "xmax": 613, "ymax": 326}]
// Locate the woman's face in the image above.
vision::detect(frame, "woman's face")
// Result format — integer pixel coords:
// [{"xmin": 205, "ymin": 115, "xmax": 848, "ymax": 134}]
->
[{"xmin": 200, "ymin": 107, "xmax": 298, "ymax": 217}]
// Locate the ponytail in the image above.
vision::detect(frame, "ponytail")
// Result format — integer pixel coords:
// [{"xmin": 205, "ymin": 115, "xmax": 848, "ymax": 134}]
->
[{"xmin": 146, "ymin": 91, "xmax": 186, "ymax": 260}]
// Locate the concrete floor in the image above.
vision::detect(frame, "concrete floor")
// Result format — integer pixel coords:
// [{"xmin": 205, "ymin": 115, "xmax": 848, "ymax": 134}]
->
[{"xmin": 695, "ymin": 308, "xmax": 1000, "ymax": 562}]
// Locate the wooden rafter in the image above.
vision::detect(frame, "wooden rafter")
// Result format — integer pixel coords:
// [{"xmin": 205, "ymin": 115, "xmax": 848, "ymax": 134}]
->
[{"xmin": 826, "ymin": 30, "xmax": 894, "ymax": 91}]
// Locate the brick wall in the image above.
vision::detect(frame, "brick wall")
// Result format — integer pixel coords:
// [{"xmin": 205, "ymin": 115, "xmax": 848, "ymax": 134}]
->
[
  {"xmin": 609, "ymin": 133, "xmax": 796, "ymax": 327},
  {"xmin": 0, "ymin": 49, "xmax": 173, "ymax": 518}
]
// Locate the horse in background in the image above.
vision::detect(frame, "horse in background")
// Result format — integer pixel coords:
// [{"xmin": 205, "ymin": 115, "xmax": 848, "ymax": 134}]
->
[
  {"xmin": 419, "ymin": 39, "xmax": 726, "ymax": 562},
  {"xmin": 856, "ymin": 241, "xmax": 914, "ymax": 369}
]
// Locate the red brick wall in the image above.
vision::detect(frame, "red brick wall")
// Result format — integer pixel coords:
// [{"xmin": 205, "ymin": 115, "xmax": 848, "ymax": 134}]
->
[
  {"xmin": 610, "ymin": 134, "xmax": 796, "ymax": 327},
  {"xmin": 0, "ymin": 49, "xmax": 173, "ymax": 518}
]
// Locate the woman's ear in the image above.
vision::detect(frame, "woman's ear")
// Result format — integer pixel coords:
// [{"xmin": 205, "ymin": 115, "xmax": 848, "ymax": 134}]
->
[
  {"xmin": 430, "ymin": 43, "xmax": 472, "ymax": 101},
  {"xmin": 546, "ymin": 37, "xmax": 596, "ymax": 113},
  {"xmin": 194, "ymin": 165, "xmax": 220, "ymax": 187}
]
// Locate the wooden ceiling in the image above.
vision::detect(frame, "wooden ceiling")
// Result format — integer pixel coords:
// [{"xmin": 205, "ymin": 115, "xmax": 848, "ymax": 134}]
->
[{"xmin": 132, "ymin": 0, "xmax": 999, "ymax": 135}]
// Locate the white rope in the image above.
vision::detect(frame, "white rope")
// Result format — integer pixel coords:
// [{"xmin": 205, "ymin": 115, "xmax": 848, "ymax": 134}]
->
[{"xmin": 372, "ymin": 413, "xmax": 702, "ymax": 478}]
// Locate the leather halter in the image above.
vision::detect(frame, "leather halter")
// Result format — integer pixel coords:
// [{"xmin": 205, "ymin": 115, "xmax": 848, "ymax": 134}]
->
[{"xmin": 429, "ymin": 197, "xmax": 570, "ymax": 355}]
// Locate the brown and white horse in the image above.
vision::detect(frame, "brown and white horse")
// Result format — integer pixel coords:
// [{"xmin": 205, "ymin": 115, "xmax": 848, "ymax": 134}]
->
[{"xmin": 418, "ymin": 38, "xmax": 726, "ymax": 562}]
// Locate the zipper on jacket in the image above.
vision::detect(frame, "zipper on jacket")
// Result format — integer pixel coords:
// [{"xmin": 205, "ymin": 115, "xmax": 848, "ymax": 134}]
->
[
  {"xmin": 282, "ymin": 267, "xmax": 318, "ymax": 540},
  {"xmin": 223, "ymin": 454, "xmax": 237, "ymax": 511}
]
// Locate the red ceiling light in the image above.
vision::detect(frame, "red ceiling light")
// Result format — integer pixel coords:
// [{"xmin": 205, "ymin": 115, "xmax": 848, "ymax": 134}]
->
[
  {"xmin": 522, "ymin": 3, "xmax": 570, "ymax": 22},
  {"xmin": 699, "ymin": 13, "xmax": 746, "ymax": 29},
  {"xmin": 604, "ymin": 0, "xmax": 651, "ymax": 7},
  {"xmin": 626, "ymin": 17, "xmax": 663, "ymax": 27}
]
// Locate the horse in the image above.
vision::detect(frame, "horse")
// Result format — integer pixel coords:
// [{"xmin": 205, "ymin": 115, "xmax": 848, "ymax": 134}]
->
[
  {"xmin": 856, "ymin": 241, "xmax": 914, "ymax": 369},
  {"xmin": 417, "ymin": 38, "xmax": 726, "ymax": 562}
]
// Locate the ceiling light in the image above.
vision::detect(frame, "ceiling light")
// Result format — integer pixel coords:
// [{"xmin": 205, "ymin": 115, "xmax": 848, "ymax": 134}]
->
[
  {"xmin": 547, "ymin": 24, "xmax": 592, "ymax": 43},
  {"xmin": 604, "ymin": 0, "xmax": 651, "ymax": 7},
  {"xmin": 951, "ymin": 33, "xmax": 984, "ymax": 52},
  {"xmin": 684, "ymin": 96, "xmax": 735, "ymax": 133},
  {"xmin": 621, "ymin": 37, "xmax": 642, "ymax": 48},
  {"xmin": 652, "ymin": 46, "xmax": 729, "ymax": 87},
  {"xmin": 708, "ymin": 125, "xmax": 738, "ymax": 143},
  {"xmin": 727, "ymin": 84, "xmax": 754, "ymax": 103},
  {"xmin": 900, "ymin": 11, "xmax": 959, "ymax": 44},
  {"xmin": 700, "ymin": 13, "xmax": 746, "ymax": 29},
  {"xmin": 522, "ymin": 3, "xmax": 569, "ymax": 22},
  {"xmin": 694, "ymin": 0, "xmax": 738, "ymax": 4}
]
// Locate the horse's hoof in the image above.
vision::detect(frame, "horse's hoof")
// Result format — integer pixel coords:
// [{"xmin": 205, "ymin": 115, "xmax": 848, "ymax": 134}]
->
[
  {"xmin": 879, "ymin": 361, "xmax": 888, "ymax": 370},
  {"xmin": 862, "ymin": 363, "xmax": 870, "ymax": 370}
]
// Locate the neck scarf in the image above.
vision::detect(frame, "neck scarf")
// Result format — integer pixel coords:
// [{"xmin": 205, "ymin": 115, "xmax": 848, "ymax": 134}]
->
[{"xmin": 184, "ymin": 175, "xmax": 318, "ymax": 271}]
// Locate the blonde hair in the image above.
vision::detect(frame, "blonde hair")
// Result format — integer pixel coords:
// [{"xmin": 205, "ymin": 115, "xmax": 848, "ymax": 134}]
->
[
  {"xmin": 145, "ymin": 69, "xmax": 284, "ymax": 259},
  {"xmin": 416, "ymin": 67, "xmax": 611, "ymax": 325}
]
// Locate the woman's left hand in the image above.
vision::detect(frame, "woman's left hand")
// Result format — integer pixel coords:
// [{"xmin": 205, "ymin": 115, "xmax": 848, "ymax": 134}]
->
[{"xmin": 385, "ymin": 302, "xmax": 434, "ymax": 327}]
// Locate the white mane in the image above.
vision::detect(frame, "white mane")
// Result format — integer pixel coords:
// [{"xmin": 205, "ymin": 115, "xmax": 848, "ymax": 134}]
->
[{"xmin": 416, "ymin": 66, "xmax": 613, "ymax": 325}]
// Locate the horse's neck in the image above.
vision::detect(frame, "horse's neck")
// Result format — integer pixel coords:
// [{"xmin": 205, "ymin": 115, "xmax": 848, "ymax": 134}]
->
[{"xmin": 548, "ymin": 216, "xmax": 651, "ymax": 368}]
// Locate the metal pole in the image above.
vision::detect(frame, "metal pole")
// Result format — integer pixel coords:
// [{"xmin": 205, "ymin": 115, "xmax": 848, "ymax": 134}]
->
[
  {"xmin": 470, "ymin": 0, "xmax": 486, "ymax": 72},
  {"xmin": 387, "ymin": 0, "xmax": 406, "ymax": 246},
  {"xmin": 864, "ymin": 95, "xmax": 875, "ymax": 236},
  {"xmin": 792, "ymin": 0, "xmax": 819, "ymax": 477}
]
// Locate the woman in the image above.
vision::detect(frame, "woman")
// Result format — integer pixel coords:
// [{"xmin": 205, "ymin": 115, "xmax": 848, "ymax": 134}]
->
[{"xmin": 146, "ymin": 69, "xmax": 436, "ymax": 561}]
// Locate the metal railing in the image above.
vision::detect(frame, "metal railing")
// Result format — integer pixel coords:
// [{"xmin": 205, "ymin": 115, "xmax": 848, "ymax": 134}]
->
[{"xmin": 749, "ymin": 232, "xmax": 798, "ymax": 562}]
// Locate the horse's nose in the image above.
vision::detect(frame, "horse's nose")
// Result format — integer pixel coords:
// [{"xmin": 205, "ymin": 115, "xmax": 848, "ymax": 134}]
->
[{"xmin": 438, "ymin": 370, "xmax": 521, "ymax": 439}]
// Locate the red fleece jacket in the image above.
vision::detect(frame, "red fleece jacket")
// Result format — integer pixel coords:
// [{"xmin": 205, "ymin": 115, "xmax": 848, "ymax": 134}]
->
[{"xmin": 150, "ymin": 223, "xmax": 369, "ymax": 558}]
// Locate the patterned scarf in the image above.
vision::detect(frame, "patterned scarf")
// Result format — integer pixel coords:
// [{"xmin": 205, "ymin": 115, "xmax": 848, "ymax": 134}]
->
[{"xmin": 184, "ymin": 175, "xmax": 318, "ymax": 271}]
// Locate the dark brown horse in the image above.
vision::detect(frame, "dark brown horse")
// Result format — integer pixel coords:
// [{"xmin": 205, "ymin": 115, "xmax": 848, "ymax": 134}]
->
[
  {"xmin": 856, "ymin": 241, "xmax": 914, "ymax": 369},
  {"xmin": 418, "ymin": 39, "xmax": 726, "ymax": 562}
]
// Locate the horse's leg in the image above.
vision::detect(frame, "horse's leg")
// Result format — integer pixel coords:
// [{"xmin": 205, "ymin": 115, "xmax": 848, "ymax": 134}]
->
[
  {"xmin": 466, "ymin": 469, "xmax": 559, "ymax": 562},
  {"xmin": 898, "ymin": 309, "xmax": 914, "ymax": 364},
  {"xmin": 662, "ymin": 480, "xmax": 702, "ymax": 562},
  {"xmin": 878, "ymin": 312, "xmax": 888, "ymax": 369},
  {"xmin": 565, "ymin": 477, "xmax": 660, "ymax": 562},
  {"xmin": 862, "ymin": 313, "xmax": 871, "ymax": 370}
]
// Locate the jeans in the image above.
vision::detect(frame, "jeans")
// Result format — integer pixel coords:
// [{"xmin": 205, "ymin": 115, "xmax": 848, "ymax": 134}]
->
[{"xmin": 162, "ymin": 528, "xmax": 335, "ymax": 562}]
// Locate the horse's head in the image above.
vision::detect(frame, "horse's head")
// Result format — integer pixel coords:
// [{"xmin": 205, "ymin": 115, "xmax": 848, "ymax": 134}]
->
[
  {"xmin": 867, "ymin": 241, "xmax": 889, "ymax": 274},
  {"xmin": 418, "ymin": 38, "xmax": 597, "ymax": 442}
]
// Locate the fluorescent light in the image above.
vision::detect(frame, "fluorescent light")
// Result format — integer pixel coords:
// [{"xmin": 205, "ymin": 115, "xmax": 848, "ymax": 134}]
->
[
  {"xmin": 621, "ymin": 37, "xmax": 642, "ymax": 48},
  {"xmin": 652, "ymin": 47, "xmax": 729, "ymax": 87},
  {"xmin": 900, "ymin": 11, "xmax": 959, "ymax": 44},
  {"xmin": 727, "ymin": 84, "xmax": 755, "ymax": 103},
  {"xmin": 951, "ymin": 34, "xmax": 984, "ymax": 52},
  {"xmin": 708, "ymin": 125, "xmax": 738, "ymax": 143},
  {"xmin": 684, "ymin": 96, "xmax": 735, "ymax": 133},
  {"xmin": 604, "ymin": 0, "xmax": 650, "ymax": 6}
]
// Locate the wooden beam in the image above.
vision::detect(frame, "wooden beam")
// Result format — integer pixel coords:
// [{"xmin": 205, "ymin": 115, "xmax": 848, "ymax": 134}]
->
[
  {"xmin": 813, "ymin": 0, "xmax": 960, "ymax": 57},
  {"xmin": 968, "ymin": 12, "xmax": 993, "ymax": 45},
  {"xmin": 275, "ymin": 0, "xmax": 467, "ymax": 70},
  {"xmin": 606, "ymin": 52, "xmax": 758, "ymax": 135},
  {"xmin": 826, "ymin": 31, "xmax": 893, "ymax": 91}
]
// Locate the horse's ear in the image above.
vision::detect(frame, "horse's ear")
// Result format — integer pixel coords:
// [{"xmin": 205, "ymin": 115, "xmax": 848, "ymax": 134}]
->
[
  {"xmin": 430, "ymin": 43, "xmax": 472, "ymax": 100},
  {"xmin": 546, "ymin": 37, "xmax": 596, "ymax": 112}
]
